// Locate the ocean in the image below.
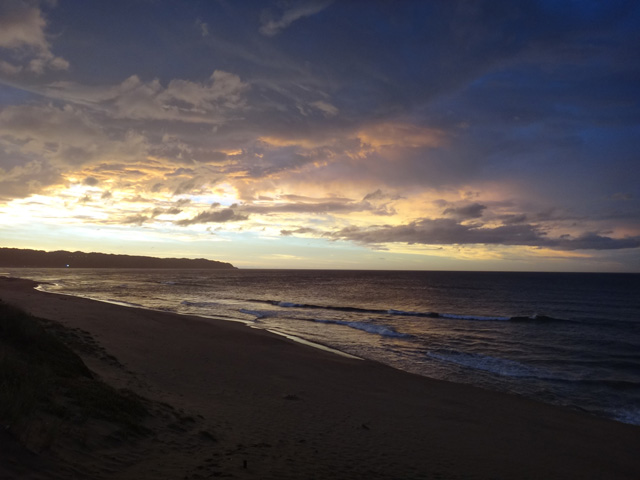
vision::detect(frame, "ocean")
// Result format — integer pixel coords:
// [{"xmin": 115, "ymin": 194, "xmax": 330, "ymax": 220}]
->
[{"xmin": 4, "ymin": 268, "xmax": 640, "ymax": 426}]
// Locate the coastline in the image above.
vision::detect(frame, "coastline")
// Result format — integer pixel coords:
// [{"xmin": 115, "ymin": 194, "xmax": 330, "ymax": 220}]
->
[{"xmin": 1, "ymin": 276, "xmax": 639, "ymax": 479}]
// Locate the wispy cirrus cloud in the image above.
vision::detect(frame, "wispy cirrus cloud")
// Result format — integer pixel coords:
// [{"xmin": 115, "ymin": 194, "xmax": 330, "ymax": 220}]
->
[{"xmin": 259, "ymin": 1, "xmax": 333, "ymax": 37}]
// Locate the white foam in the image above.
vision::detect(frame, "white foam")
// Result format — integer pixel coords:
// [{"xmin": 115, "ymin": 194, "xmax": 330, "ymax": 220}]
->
[
  {"xmin": 427, "ymin": 351, "xmax": 538, "ymax": 377},
  {"xmin": 387, "ymin": 309, "xmax": 432, "ymax": 316},
  {"xmin": 314, "ymin": 319, "xmax": 411, "ymax": 338},
  {"xmin": 264, "ymin": 329, "xmax": 362, "ymax": 360},
  {"xmin": 105, "ymin": 298, "xmax": 145, "ymax": 308},
  {"xmin": 277, "ymin": 301, "xmax": 302, "ymax": 308},
  {"xmin": 440, "ymin": 313, "xmax": 510, "ymax": 321},
  {"xmin": 345, "ymin": 321, "xmax": 411, "ymax": 338},
  {"xmin": 609, "ymin": 407, "xmax": 640, "ymax": 426},
  {"xmin": 239, "ymin": 309, "xmax": 277, "ymax": 319},
  {"xmin": 181, "ymin": 300, "xmax": 221, "ymax": 308}
]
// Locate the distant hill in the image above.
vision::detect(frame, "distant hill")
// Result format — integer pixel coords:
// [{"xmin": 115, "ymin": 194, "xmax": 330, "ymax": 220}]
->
[{"xmin": 0, "ymin": 248, "xmax": 236, "ymax": 269}]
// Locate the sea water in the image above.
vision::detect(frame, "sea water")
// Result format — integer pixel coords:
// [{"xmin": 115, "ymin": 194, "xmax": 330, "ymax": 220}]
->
[{"xmin": 5, "ymin": 268, "xmax": 640, "ymax": 426}]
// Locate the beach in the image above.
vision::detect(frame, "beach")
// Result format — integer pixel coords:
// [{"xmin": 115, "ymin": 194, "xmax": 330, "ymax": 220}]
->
[{"xmin": 1, "ymin": 276, "xmax": 639, "ymax": 479}]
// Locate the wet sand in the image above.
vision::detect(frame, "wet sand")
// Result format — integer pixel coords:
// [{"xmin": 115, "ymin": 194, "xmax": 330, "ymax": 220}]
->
[{"xmin": 1, "ymin": 276, "xmax": 639, "ymax": 479}]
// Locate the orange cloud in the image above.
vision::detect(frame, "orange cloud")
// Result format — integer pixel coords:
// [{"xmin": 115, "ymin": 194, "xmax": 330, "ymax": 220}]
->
[{"xmin": 357, "ymin": 123, "xmax": 446, "ymax": 149}]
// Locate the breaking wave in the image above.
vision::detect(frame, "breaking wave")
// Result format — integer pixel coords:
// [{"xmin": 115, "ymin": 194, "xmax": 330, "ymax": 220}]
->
[
  {"xmin": 427, "ymin": 351, "xmax": 542, "ymax": 378},
  {"xmin": 251, "ymin": 299, "xmax": 565, "ymax": 323},
  {"xmin": 312, "ymin": 319, "xmax": 412, "ymax": 338}
]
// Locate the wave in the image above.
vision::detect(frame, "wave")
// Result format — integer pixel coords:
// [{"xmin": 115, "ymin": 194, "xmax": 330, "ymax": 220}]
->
[
  {"xmin": 507, "ymin": 314, "xmax": 566, "ymax": 323},
  {"xmin": 253, "ymin": 299, "xmax": 391, "ymax": 315},
  {"xmin": 609, "ymin": 407, "xmax": 640, "ymax": 426},
  {"xmin": 238, "ymin": 306, "xmax": 411, "ymax": 338},
  {"xmin": 104, "ymin": 298, "xmax": 146, "ymax": 308},
  {"xmin": 426, "ymin": 351, "xmax": 640, "ymax": 391},
  {"xmin": 238, "ymin": 309, "xmax": 279, "ymax": 320},
  {"xmin": 427, "ymin": 351, "xmax": 540, "ymax": 378},
  {"xmin": 548, "ymin": 377, "xmax": 640, "ymax": 391},
  {"xmin": 250, "ymin": 299, "xmax": 566, "ymax": 323},
  {"xmin": 152, "ymin": 280, "xmax": 211, "ymax": 288},
  {"xmin": 436, "ymin": 313, "xmax": 510, "ymax": 321},
  {"xmin": 313, "ymin": 319, "xmax": 412, "ymax": 338},
  {"xmin": 181, "ymin": 300, "xmax": 222, "ymax": 308}
]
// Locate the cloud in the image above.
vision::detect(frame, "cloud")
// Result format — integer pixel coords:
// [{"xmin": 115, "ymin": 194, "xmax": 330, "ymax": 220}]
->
[
  {"xmin": 0, "ymin": 103, "xmax": 149, "ymax": 168},
  {"xmin": 44, "ymin": 70, "xmax": 249, "ymax": 124},
  {"xmin": 175, "ymin": 208, "xmax": 248, "ymax": 226},
  {"xmin": 310, "ymin": 100, "xmax": 338, "ymax": 117},
  {"xmin": 443, "ymin": 203, "xmax": 487, "ymax": 220},
  {"xmin": 0, "ymin": 0, "xmax": 69, "ymax": 74},
  {"xmin": 328, "ymin": 218, "xmax": 640, "ymax": 251},
  {"xmin": 1, "ymin": 0, "xmax": 638, "ymax": 271},
  {"xmin": 121, "ymin": 214, "xmax": 150, "ymax": 226},
  {"xmin": 0, "ymin": 1, "xmax": 48, "ymax": 50},
  {"xmin": 0, "ymin": 158, "xmax": 62, "ymax": 200},
  {"xmin": 500, "ymin": 214, "xmax": 528, "ymax": 225},
  {"xmin": 111, "ymin": 70, "xmax": 248, "ymax": 123},
  {"xmin": 119, "ymin": 205, "xmax": 184, "ymax": 226},
  {"xmin": 0, "ymin": 59, "xmax": 22, "ymax": 75},
  {"xmin": 555, "ymin": 233, "xmax": 640, "ymax": 251},
  {"xmin": 357, "ymin": 123, "xmax": 446, "ymax": 149},
  {"xmin": 152, "ymin": 207, "xmax": 182, "ymax": 216},
  {"xmin": 259, "ymin": 1, "xmax": 332, "ymax": 37},
  {"xmin": 82, "ymin": 176, "xmax": 99, "ymax": 186},
  {"xmin": 280, "ymin": 227, "xmax": 321, "ymax": 236},
  {"xmin": 609, "ymin": 192, "xmax": 633, "ymax": 201},
  {"xmin": 236, "ymin": 191, "xmax": 397, "ymax": 217},
  {"xmin": 195, "ymin": 18, "xmax": 209, "ymax": 37},
  {"xmin": 243, "ymin": 200, "xmax": 360, "ymax": 215}
]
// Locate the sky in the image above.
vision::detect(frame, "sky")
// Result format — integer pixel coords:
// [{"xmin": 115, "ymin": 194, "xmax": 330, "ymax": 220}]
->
[{"xmin": 0, "ymin": 0, "xmax": 639, "ymax": 271}]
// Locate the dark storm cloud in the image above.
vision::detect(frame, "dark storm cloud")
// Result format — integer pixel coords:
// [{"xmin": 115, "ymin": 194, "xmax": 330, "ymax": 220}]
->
[
  {"xmin": 244, "ymin": 201, "xmax": 353, "ymax": 215},
  {"xmin": 244, "ymin": 0, "xmax": 637, "ymax": 124},
  {"xmin": 443, "ymin": 203, "xmax": 487, "ymax": 220},
  {"xmin": 500, "ymin": 214, "xmax": 528, "ymax": 225},
  {"xmin": 241, "ymin": 196, "xmax": 396, "ymax": 217},
  {"xmin": 328, "ymin": 219, "xmax": 640, "ymax": 251},
  {"xmin": 280, "ymin": 227, "xmax": 321, "ymax": 237},
  {"xmin": 121, "ymin": 214, "xmax": 150, "ymax": 226},
  {"xmin": 175, "ymin": 208, "xmax": 248, "ymax": 226},
  {"xmin": 151, "ymin": 207, "xmax": 182, "ymax": 217},
  {"xmin": 82, "ymin": 176, "xmax": 99, "ymax": 186}
]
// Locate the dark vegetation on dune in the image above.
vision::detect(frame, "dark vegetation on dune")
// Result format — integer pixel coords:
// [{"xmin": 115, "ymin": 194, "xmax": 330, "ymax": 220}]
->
[
  {"xmin": 0, "ymin": 301, "xmax": 149, "ymax": 451},
  {"xmin": 0, "ymin": 295, "xmax": 219, "ymax": 477}
]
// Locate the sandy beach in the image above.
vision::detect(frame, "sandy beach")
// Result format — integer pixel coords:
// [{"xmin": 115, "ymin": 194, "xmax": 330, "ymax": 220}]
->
[{"xmin": 1, "ymin": 276, "xmax": 639, "ymax": 479}]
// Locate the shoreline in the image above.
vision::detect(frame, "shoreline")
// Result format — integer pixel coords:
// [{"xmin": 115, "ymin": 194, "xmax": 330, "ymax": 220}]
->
[
  {"xmin": 34, "ymin": 282, "xmax": 364, "ymax": 361},
  {"xmin": 30, "ymin": 275, "xmax": 638, "ymax": 427},
  {"xmin": 2, "ymin": 276, "xmax": 640, "ymax": 479}
]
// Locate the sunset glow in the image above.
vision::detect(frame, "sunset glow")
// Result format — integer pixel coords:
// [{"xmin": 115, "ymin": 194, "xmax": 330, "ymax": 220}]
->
[{"xmin": 1, "ymin": 1, "xmax": 639, "ymax": 271}]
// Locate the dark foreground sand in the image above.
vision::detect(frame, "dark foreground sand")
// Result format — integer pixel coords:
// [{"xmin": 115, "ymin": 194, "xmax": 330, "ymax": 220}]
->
[{"xmin": 1, "ymin": 277, "xmax": 639, "ymax": 479}]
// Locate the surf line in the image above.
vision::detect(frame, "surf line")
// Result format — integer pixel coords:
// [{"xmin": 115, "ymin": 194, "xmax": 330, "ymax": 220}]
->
[
  {"xmin": 263, "ymin": 328, "xmax": 363, "ymax": 360},
  {"xmin": 36, "ymin": 281, "xmax": 362, "ymax": 360}
]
